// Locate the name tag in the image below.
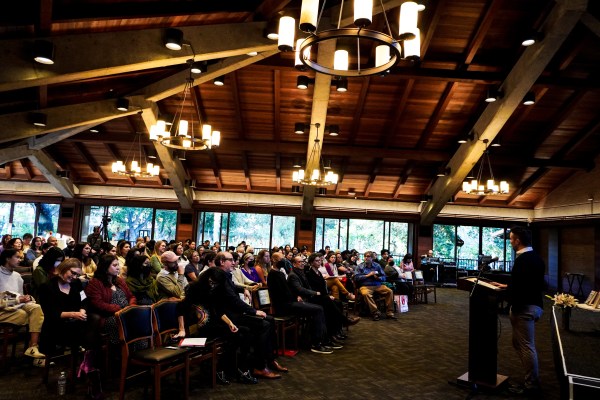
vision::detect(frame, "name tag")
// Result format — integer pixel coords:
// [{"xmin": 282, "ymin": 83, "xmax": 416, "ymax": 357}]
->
[{"xmin": 80, "ymin": 291, "xmax": 87, "ymax": 301}]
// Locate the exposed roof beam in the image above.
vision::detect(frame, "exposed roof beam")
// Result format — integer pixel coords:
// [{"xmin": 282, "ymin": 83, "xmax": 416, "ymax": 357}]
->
[
  {"xmin": 207, "ymin": 151, "xmax": 223, "ymax": 190},
  {"xmin": 349, "ymin": 77, "xmax": 371, "ymax": 145},
  {"xmin": 335, "ymin": 158, "xmax": 349, "ymax": 195},
  {"xmin": 581, "ymin": 11, "xmax": 600, "ymax": 38},
  {"xmin": 20, "ymin": 159, "xmax": 33, "ymax": 180},
  {"xmin": 416, "ymin": 82, "xmax": 457, "ymax": 149},
  {"xmin": 335, "ymin": 1, "xmax": 406, "ymax": 28},
  {"xmin": 28, "ymin": 124, "xmax": 96, "ymax": 150},
  {"xmin": 73, "ymin": 143, "xmax": 108, "ymax": 184},
  {"xmin": 364, "ymin": 158, "xmax": 383, "ymax": 197},
  {"xmin": 0, "ymin": 95, "xmax": 151, "ymax": 144},
  {"xmin": 0, "ymin": 22, "xmax": 275, "ymax": 93},
  {"xmin": 273, "ymin": 69, "xmax": 281, "ymax": 142},
  {"xmin": 230, "ymin": 71, "xmax": 246, "ymax": 140},
  {"xmin": 27, "ymin": 150, "xmax": 78, "ymax": 198},
  {"xmin": 242, "ymin": 151, "xmax": 252, "ymax": 191},
  {"xmin": 0, "ymin": 145, "xmax": 33, "ymax": 164},
  {"xmin": 420, "ymin": 0, "xmax": 588, "ymax": 225},
  {"xmin": 275, "ymin": 153, "xmax": 281, "ymax": 193}
]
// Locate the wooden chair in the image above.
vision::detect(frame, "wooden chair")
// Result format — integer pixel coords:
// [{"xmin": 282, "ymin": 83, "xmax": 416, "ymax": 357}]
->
[
  {"xmin": 116, "ymin": 305, "xmax": 190, "ymax": 400},
  {"xmin": 0, "ymin": 323, "xmax": 28, "ymax": 369},
  {"xmin": 151, "ymin": 299, "xmax": 220, "ymax": 389},
  {"xmin": 413, "ymin": 270, "xmax": 437, "ymax": 304}
]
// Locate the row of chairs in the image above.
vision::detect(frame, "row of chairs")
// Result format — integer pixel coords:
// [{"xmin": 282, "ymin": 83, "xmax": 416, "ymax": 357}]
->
[{"xmin": 115, "ymin": 300, "xmax": 220, "ymax": 400}]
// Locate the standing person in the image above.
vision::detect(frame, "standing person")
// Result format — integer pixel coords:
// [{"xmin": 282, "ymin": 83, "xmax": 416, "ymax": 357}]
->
[
  {"xmin": 87, "ymin": 226, "xmax": 103, "ymax": 255},
  {"xmin": 0, "ymin": 249, "xmax": 46, "ymax": 361},
  {"xmin": 505, "ymin": 226, "xmax": 546, "ymax": 396}
]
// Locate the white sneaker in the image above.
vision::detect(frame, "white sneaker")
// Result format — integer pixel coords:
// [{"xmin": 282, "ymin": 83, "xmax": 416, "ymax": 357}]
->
[
  {"xmin": 25, "ymin": 345, "xmax": 46, "ymax": 359},
  {"xmin": 33, "ymin": 358, "xmax": 46, "ymax": 367}
]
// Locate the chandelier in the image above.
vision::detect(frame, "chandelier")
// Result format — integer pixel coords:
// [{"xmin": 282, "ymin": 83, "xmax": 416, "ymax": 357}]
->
[
  {"xmin": 462, "ymin": 139, "xmax": 509, "ymax": 195},
  {"xmin": 278, "ymin": 0, "xmax": 424, "ymax": 77},
  {"xmin": 148, "ymin": 63, "xmax": 220, "ymax": 151},
  {"xmin": 292, "ymin": 123, "xmax": 339, "ymax": 186},
  {"xmin": 111, "ymin": 133, "xmax": 160, "ymax": 178}
]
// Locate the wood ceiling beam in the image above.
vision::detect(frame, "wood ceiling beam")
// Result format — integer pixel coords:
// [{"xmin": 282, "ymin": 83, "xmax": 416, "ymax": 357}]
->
[
  {"xmin": 208, "ymin": 151, "xmax": 223, "ymax": 190},
  {"xmin": 27, "ymin": 150, "xmax": 78, "ymax": 198},
  {"xmin": 335, "ymin": 1, "xmax": 407, "ymax": 28},
  {"xmin": 0, "ymin": 95, "xmax": 151, "ymax": 144},
  {"xmin": 20, "ymin": 159, "xmax": 33, "ymax": 180},
  {"xmin": 416, "ymin": 82, "xmax": 457, "ymax": 149},
  {"xmin": 420, "ymin": 0, "xmax": 588, "ymax": 225},
  {"xmin": 275, "ymin": 153, "xmax": 281, "ymax": 193},
  {"xmin": 421, "ymin": 0, "xmax": 448, "ymax": 60},
  {"xmin": 364, "ymin": 158, "xmax": 383, "ymax": 198},
  {"xmin": 4, "ymin": 164, "xmax": 11, "ymax": 179},
  {"xmin": 581, "ymin": 11, "xmax": 600, "ymax": 38},
  {"xmin": 246, "ymin": 0, "xmax": 291, "ymax": 21},
  {"xmin": 0, "ymin": 22, "xmax": 276, "ymax": 93},
  {"xmin": 44, "ymin": 147, "xmax": 79, "ymax": 182},
  {"xmin": 140, "ymin": 108, "xmax": 194, "ymax": 209},
  {"xmin": 37, "ymin": 0, "xmax": 53, "ymax": 35},
  {"xmin": 273, "ymin": 69, "xmax": 281, "ymax": 142},
  {"xmin": 384, "ymin": 79, "xmax": 414, "ymax": 146},
  {"xmin": 349, "ymin": 77, "xmax": 371, "ymax": 145},
  {"xmin": 73, "ymin": 142, "xmax": 108, "ymax": 184},
  {"xmin": 230, "ymin": 71, "xmax": 246, "ymax": 140},
  {"xmin": 393, "ymin": 162, "xmax": 414, "ymax": 198},
  {"xmin": 242, "ymin": 151, "xmax": 252, "ymax": 191},
  {"xmin": 507, "ymin": 168, "xmax": 550, "ymax": 205},
  {"xmin": 462, "ymin": 0, "xmax": 503, "ymax": 66},
  {"xmin": 335, "ymin": 157, "xmax": 349, "ymax": 196}
]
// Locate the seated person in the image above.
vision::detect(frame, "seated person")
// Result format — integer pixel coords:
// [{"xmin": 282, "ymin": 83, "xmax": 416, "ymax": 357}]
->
[
  {"xmin": 126, "ymin": 255, "xmax": 158, "ymax": 305},
  {"xmin": 0, "ymin": 249, "xmax": 46, "ymax": 362},
  {"xmin": 31, "ymin": 247, "xmax": 65, "ymax": 300},
  {"xmin": 383, "ymin": 254, "xmax": 414, "ymax": 298},
  {"xmin": 355, "ymin": 251, "xmax": 396, "ymax": 321},
  {"xmin": 319, "ymin": 252, "xmax": 355, "ymax": 301},
  {"xmin": 183, "ymin": 250, "xmax": 202, "ymax": 282},
  {"xmin": 156, "ymin": 251, "xmax": 187, "ymax": 300},
  {"xmin": 240, "ymin": 253, "xmax": 261, "ymax": 284},
  {"xmin": 38, "ymin": 258, "xmax": 88, "ymax": 355},
  {"xmin": 268, "ymin": 260, "xmax": 331, "ymax": 354}
]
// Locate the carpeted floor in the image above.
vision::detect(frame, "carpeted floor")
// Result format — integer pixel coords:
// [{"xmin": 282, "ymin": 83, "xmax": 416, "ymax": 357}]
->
[{"xmin": 0, "ymin": 288, "xmax": 570, "ymax": 399}]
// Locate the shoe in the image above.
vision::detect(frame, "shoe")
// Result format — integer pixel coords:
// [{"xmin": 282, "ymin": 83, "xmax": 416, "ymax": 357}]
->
[
  {"xmin": 25, "ymin": 345, "xmax": 45, "ymax": 359},
  {"xmin": 386, "ymin": 313, "xmax": 398, "ymax": 320},
  {"xmin": 324, "ymin": 340, "xmax": 343, "ymax": 350},
  {"xmin": 372, "ymin": 312, "xmax": 381, "ymax": 321},
  {"xmin": 252, "ymin": 368, "xmax": 281, "ymax": 379},
  {"xmin": 216, "ymin": 371, "xmax": 230, "ymax": 385},
  {"xmin": 332, "ymin": 334, "xmax": 346, "ymax": 342},
  {"xmin": 346, "ymin": 293, "xmax": 356, "ymax": 301},
  {"xmin": 310, "ymin": 345, "xmax": 334, "ymax": 354},
  {"xmin": 33, "ymin": 358, "xmax": 46, "ymax": 368},
  {"xmin": 270, "ymin": 360, "xmax": 288, "ymax": 373},
  {"xmin": 345, "ymin": 316, "xmax": 361, "ymax": 326},
  {"xmin": 237, "ymin": 369, "xmax": 258, "ymax": 384},
  {"xmin": 508, "ymin": 383, "xmax": 542, "ymax": 397}
]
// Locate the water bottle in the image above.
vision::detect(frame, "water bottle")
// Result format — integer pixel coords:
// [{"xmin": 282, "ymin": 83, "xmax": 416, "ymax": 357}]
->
[{"xmin": 57, "ymin": 371, "xmax": 67, "ymax": 396}]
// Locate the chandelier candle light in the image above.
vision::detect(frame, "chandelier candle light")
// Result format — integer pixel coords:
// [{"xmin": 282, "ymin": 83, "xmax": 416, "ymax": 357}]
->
[
  {"xmin": 112, "ymin": 133, "xmax": 160, "ymax": 178},
  {"xmin": 148, "ymin": 64, "xmax": 220, "ymax": 151},
  {"xmin": 293, "ymin": 123, "xmax": 339, "ymax": 186},
  {"xmin": 461, "ymin": 139, "xmax": 509, "ymax": 195},
  {"xmin": 280, "ymin": 0, "xmax": 425, "ymax": 77}
]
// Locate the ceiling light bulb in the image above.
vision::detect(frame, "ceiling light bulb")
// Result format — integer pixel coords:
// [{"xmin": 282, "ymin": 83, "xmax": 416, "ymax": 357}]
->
[
  {"xmin": 334, "ymin": 49, "xmax": 349, "ymax": 71},
  {"xmin": 399, "ymin": 1, "xmax": 419, "ymax": 40},
  {"xmin": 354, "ymin": 0, "xmax": 373, "ymax": 28},
  {"xmin": 300, "ymin": 0, "xmax": 319, "ymax": 33},
  {"xmin": 277, "ymin": 16, "xmax": 295, "ymax": 51}
]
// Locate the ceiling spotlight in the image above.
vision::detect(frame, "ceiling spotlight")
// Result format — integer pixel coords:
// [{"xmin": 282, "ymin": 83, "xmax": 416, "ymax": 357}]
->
[
  {"xmin": 213, "ymin": 76, "xmax": 225, "ymax": 86},
  {"xmin": 521, "ymin": 31, "xmax": 543, "ymax": 47},
  {"xmin": 318, "ymin": 188, "xmax": 327, "ymax": 195},
  {"xmin": 436, "ymin": 167, "xmax": 450, "ymax": 177},
  {"xmin": 420, "ymin": 194, "xmax": 433, "ymax": 203},
  {"xmin": 335, "ymin": 78, "xmax": 348, "ymax": 92},
  {"xmin": 264, "ymin": 18, "xmax": 279, "ymax": 40},
  {"xmin": 116, "ymin": 98, "xmax": 129, "ymax": 112},
  {"xmin": 56, "ymin": 170, "xmax": 70, "ymax": 179},
  {"xmin": 522, "ymin": 91, "xmax": 536, "ymax": 106},
  {"xmin": 30, "ymin": 112, "xmax": 47, "ymax": 127},
  {"xmin": 190, "ymin": 60, "xmax": 207, "ymax": 74},
  {"xmin": 247, "ymin": 51, "xmax": 258, "ymax": 56},
  {"xmin": 348, "ymin": 188, "xmax": 356, "ymax": 196},
  {"xmin": 294, "ymin": 123, "xmax": 306, "ymax": 134},
  {"xmin": 146, "ymin": 146, "xmax": 157, "ymax": 159},
  {"xmin": 297, "ymin": 75, "xmax": 313, "ymax": 89},
  {"xmin": 164, "ymin": 28, "xmax": 183, "ymax": 51},
  {"xmin": 485, "ymin": 88, "xmax": 502, "ymax": 103},
  {"xmin": 90, "ymin": 127, "xmax": 99, "ymax": 133},
  {"xmin": 328, "ymin": 125, "xmax": 340, "ymax": 136},
  {"xmin": 292, "ymin": 159, "xmax": 302, "ymax": 168},
  {"xmin": 466, "ymin": 169, "xmax": 475, "ymax": 179},
  {"xmin": 457, "ymin": 131, "xmax": 475, "ymax": 144},
  {"xmin": 33, "ymin": 40, "xmax": 55, "ymax": 65},
  {"xmin": 490, "ymin": 141, "xmax": 501, "ymax": 147}
]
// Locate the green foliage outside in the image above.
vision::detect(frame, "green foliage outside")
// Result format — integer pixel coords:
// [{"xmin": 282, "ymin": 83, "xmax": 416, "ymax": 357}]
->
[
  {"xmin": 0, "ymin": 202, "xmax": 59, "ymax": 238},
  {"xmin": 0, "ymin": 202, "xmax": 12, "ymax": 235},
  {"xmin": 154, "ymin": 209, "xmax": 177, "ymax": 242},
  {"xmin": 37, "ymin": 204, "xmax": 60, "ymax": 236},
  {"xmin": 271, "ymin": 215, "xmax": 295, "ymax": 248},
  {"xmin": 107, "ymin": 206, "xmax": 153, "ymax": 241}
]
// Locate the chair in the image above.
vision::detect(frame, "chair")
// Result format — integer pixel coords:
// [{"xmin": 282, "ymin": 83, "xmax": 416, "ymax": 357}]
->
[
  {"xmin": 413, "ymin": 270, "xmax": 437, "ymax": 304},
  {"xmin": 252, "ymin": 288, "xmax": 272, "ymax": 312},
  {"xmin": 0, "ymin": 323, "xmax": 28, "ymax": 369},
  {"xmin": 151, "ymin": 299, "xmax": 220, "ymax": 389},
  {"xmin": 116, "ymin": 305, "xmax": 190, "ymax": 400}
]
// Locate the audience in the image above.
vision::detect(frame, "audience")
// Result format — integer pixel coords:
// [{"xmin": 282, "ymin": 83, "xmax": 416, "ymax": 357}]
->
[
  {"xmin": 355, "ymin": 251, "xmax": 396, "ymax": 321},
  {"xmin": 31, "ymin": 247, "xmax": 65, "ymax": 300},
  {"xmin": 125, "ymin": 254, "xmax": 158, "ymax": 305}
]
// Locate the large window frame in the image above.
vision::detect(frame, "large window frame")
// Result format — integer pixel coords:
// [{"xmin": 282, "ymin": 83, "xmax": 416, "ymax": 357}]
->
[{"xmin": 0, "ymin": 201, "xmax": 61, "ymax": 238}]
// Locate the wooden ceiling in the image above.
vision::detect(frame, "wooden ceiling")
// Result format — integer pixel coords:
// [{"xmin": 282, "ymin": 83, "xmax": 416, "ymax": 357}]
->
[{"xmin": 1, "ymin": 0, "xmax": 599, "ymax": 223}]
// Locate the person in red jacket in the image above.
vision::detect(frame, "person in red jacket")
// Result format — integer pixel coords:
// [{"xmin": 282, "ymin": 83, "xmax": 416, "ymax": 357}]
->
[{"xmin": 85, "ymin": 254, "xmax": 136, "ymax": 344}]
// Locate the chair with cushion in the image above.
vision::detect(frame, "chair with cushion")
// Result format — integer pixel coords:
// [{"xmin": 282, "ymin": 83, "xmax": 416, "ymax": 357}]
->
[
  {"xmin": 152, "ymin": 299, "xmax": 219, "ymax": 389},
  {"xmin": 116, "ymin": 305, "xmax": 190, "ymax": 400}
]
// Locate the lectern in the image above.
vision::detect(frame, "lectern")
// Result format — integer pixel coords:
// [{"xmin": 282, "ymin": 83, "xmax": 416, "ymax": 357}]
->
[{"xmin": 457, "ymin": 277, "xmax": 508, "ymax": 389}]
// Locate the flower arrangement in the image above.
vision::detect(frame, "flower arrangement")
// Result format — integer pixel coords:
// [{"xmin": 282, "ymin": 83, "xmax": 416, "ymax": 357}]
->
[{"xmin": 546, "ymin": 292, "xmax": 578, "ymax": 309}]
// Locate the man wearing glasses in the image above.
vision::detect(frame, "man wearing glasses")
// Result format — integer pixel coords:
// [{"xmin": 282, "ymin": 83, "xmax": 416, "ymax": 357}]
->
[{"xmin": 355, "ymin": 251, "xmax": 396, "ymax": 321}]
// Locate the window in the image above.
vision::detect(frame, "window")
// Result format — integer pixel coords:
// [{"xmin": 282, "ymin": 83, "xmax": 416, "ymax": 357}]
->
[
  {"xmin": 433, "ymin": 224, "xmax": 455, "ymax": 259},
  {"xmin": 107, "ymin": 206, "xmax": 153, "ymax": 242},
  {"xmin": 201, "ymin": 212, "xmax": 228, "ymax": 247},
  {"xmin": 389, "ymin": 222, "xmax": 409, "ymax": 257},
  {"xmin": 348, "ymin": 219, "xmax": 384, "ymax": 254},
  {"xmin": 228, "ymin": 212, "xmax": 270, "ymax": 249},
  {"xmin": 323, "ymin": 218, "xmax": 340, "ymax": 250},
  {"xmin": 272, "ymin": 215, "xmax": 295, "ymax": 249},
  {"xmin": 11, "ymin": 203, "xmax": 36, "ymax": 238},
  {"xmin": 37, "ymin": 204, "xmax": 60, "ymax": 237},
  {"xmin": 457, "ymin": 225, "xmax": 480, "ymax": 268},
  {"xmin": 0, "ymin": 203, "xmax": 12, "ymax": 234},
  {"xmin": 154, "ymin": 209, "xmax": 177, "ymax": 242},
  {"xmin": 80, "ymin": 206, "xmax": 106, "ymax": 242}
]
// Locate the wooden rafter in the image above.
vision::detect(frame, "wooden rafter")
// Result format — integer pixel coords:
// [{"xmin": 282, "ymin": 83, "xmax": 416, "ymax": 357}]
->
[
  {"xmin": 364, "ymin": 158, "xmax": 383, "ymax": 197},
  {"xmin": 275, "ymin": 152, "xmax": 281, "ymax": 193},
  {"xmin": 273, "ymin": 69, "xmax": 281, "ymax": 142},
  {"xmin": 74, "ymin": 142, "xmax": 107, "ymax": 183},
  {"xmin": 349, "ymin": 77, "xmax": 371, "ymax": 145},
  {"xmin": 19, "ymin": 159, "xmax": 33, "ymax": 180},
  {"xmin": 242, "ymin": 151, "xmax": 251, "ymax": 191}
]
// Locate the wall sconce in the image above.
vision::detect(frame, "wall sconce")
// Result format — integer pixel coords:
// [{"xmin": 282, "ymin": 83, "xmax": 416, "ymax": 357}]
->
[
  {"xmin": 33, "ymin": 40, "xmax": 55, "ymax": 65},
  {"xmin": 485, "ymin": 88, "xmax": 502, "ymax": 103},
  {"xmin": 29, "ymin": 112, "xmax": 47, "ymax": 127},
  {"xmin": 213, "ymin": 76, "xmax": 225, "ymax": 86},
  {"xmin": 164, "ymin": 28, "xmax": 184, "ymax": 50},
  {"xmin": 522, "ymin": 91, "xmax": 535, "ymax": 106},
  {"xmin": 116, "ymin": 98, "xmax": 129, "ymax": 111}
]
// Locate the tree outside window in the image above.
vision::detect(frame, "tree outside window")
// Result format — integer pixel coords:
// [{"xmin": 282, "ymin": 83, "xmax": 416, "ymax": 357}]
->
[
  {"xmin": 154, "ymin": 209, "xmax": 177, "ymax": 242},
  {"xmin": 11, "ymin": 203, "xmax": 36, "ymax": 238}
]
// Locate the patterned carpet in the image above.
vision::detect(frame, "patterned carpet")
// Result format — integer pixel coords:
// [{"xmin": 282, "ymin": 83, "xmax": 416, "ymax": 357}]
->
[{"xmin": 1, "ymin": 288, "xmax": 564, "ymax": 400}]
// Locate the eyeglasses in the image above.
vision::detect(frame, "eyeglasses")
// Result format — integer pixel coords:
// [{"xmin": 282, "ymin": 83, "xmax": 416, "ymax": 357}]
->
[{"xmin": 70, "ymin": 270, "xmax": 80, "ymax": 277}]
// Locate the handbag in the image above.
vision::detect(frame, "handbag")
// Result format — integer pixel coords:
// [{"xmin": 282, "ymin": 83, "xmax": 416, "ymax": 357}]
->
[{"xmin": 78, "ymin": 350, "xmax": 96, "ymax": 378}]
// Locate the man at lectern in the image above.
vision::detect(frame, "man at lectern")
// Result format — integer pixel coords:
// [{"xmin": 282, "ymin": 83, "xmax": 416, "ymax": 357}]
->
[{"xmin": 506, "ymin": 226, "xmax": 545, "ymax": 396}]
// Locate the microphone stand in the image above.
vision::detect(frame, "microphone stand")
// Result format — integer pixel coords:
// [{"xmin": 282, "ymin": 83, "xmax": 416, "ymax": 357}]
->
[{"xmin": 470, "ymin": 263, "xmax": 490, "ymax": 298}]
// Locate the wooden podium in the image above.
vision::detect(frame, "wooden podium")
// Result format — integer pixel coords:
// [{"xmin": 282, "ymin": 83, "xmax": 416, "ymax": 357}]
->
[{"xmin": 457, "ymin": 277, "xmax": 509, "ymax": 389}]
